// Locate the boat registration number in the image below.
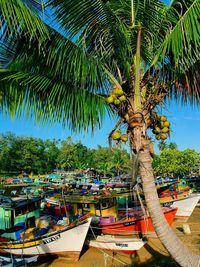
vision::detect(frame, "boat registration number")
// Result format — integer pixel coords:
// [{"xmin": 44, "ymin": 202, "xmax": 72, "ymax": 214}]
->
[
  {"xmin": 116, "ymin": 243, "xmax": 128, "ymax": 247},
  {"xmin": 124, "ymin": 221, "xmax": 136, "ymax": 226},
  {"xmin": 43, "ymin": 234, "xmax": 61, "ymax": 244},
  {"xmin": 163, "ymin": 201, "xmax": 173, "ymax": 207}
]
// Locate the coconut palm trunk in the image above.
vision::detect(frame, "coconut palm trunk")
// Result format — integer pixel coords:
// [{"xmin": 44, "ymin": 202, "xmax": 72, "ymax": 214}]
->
[
  {"xmin": 133, "ymin": 129, "xmax": 200, "ymax": 267},
  {"xmin": 130, "ymin": 25, "xmax": 200, "ymax": 265}
]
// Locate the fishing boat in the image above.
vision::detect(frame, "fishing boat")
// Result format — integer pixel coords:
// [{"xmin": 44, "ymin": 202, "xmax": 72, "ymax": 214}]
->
[
  {"xmin": 157, "ymin": 179, "xmax": 191, "ymax": 199},
  {"xmin": 0, "ymin": 194, "xmax": 42, "ymax": 241},
  {"xmin": 0, "ymin": 214, "xmax": 92, "ymax": 262},
  {"xmin": 87, "ymin": 235, "xmax": 147, "ymax": 255},
  {"xmin": 0, "ymin": 255, "xmax": 38, "ymax": 267},
  {"xmin": 96, "ymin": 207, "xmax": 177, "ymax": 235},
  {"xmin": 47, "ymin": 191, "xmax": 119, "ymax": 219},
  {"xmin": 161, "ymin": 193, "xmax": 200, "ymax": 221}
]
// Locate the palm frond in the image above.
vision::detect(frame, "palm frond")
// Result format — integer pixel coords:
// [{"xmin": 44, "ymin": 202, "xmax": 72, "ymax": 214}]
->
[
  {"xmin": 0, "ymin": 0, "xmax": 49, "ymax": 40},
  {"xmin": 0, "ymin": 68, "xmax": 111, "ymax": 132},
  {"xmin": 153, "ymin": 0, "xmax": 200, "ymax": 64}
]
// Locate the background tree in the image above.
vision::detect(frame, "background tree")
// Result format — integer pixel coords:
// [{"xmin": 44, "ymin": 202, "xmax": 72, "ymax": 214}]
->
[
  {"xmin": 158, "ymin": 141, "xmax": 178, "ymax": 152},
  {"xmin": 57, "ymin": 137, "xmax": 93, "ymax": 171},
  {"xmin": 57, "ymin": 137, "xmax": 78, "ymax": 171},
  {"xmin": 91, "ymin": 146, "xmax": 130, "ymax": 176},
  {"xmin": 153, "ymin": 148, "xmax": 200, "ymax": 177},
  {"xmin": 0, "ymin": 133, "xmax": 59, "ymax": 174}
]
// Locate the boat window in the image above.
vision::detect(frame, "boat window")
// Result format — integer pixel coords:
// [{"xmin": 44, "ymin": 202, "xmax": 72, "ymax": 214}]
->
[
  {"xmin": 15, "ymin": 206, "xmax": 28, "ymax": 216},
  {"xmin": 101, "ymin": 202, "xmax": 108, "ymax": 209},
  {"xmin": 15, "ymin": 201, "xmax": 39, "ymax": 216},
  {"xmin": 95, "ymin": 204, "xmax": 100, "ymax": 210},
  {"xmin": 26, "ymin": 216, "xmax": 35, "ymax": 228},
  {"xmin": 77, "ymin": 203, "xmax": 82, "ymax": 209},
  {"xmin": 83, "ymin": 203, "xmax": 90, "ymax": 209}
]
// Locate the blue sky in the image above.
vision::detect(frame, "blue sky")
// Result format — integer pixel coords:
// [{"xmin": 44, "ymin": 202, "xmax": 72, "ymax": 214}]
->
[
  {"xmin": 0, "ymin": 100, "xmax": 200, "ymax": 153},
  {"xmin": 0, "ymin": 0, "xmax": 199, "ymax": 154}
]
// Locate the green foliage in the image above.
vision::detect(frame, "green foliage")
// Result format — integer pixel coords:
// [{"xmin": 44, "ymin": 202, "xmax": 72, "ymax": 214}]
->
[
  {"xmin": 0, "ymin": 0, "xmax": 199, "ymax": 132},
  {"xmin": 57, "ymin": 137, "xmax": 92, "ymax": 171},
  {"xmin": 0, "ymin": 133, "xmax": 59, "ymax": 174},
  {"xmin": 158, "ymin": 141, "xmax": 178, "ymax": 151},
  {"xmin": 89, "ymin": 146, "xmax": 130, "ymax": 176},
  {"xmin": 153, "ymin": 146, "xmax": 200, "ymax": 176},
  {"xmin": 0, "ymin": 133, "xmax": 130, "ymax": 176}
]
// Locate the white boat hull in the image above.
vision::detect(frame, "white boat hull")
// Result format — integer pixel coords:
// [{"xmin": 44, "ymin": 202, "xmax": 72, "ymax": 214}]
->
[
  {"xmin": 162, "ymin": 194, "xmax": 200, "ymax": 220},
  {"xmin": 0, "ymin": 217, "xmax": 92, "ymax": 262},
  {"xmin": 88, "ymin": 235, "xmax": 146, "ymax": 254}
]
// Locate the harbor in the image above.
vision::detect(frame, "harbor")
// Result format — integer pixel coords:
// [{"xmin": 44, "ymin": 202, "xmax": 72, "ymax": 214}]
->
[
  {"xmin": 0, "ymin": 172, "xmax": 199, "ymax": 266},
  {"xmin": 29, "ymin": 203, "xmax": 200, "ymax": 267}
]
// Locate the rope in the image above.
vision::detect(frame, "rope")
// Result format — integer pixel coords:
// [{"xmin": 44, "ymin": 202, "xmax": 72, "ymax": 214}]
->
[
  {"xmin": 89, "ymin": 225, "xmax": 127, "ymax": 266},
  {"xmin": 103, "ymin": 253, "xmax": 109, "ymax": 267},
  {"xmin": 135, "ymin": 184, "xmax": 149, "ymax": 237}
]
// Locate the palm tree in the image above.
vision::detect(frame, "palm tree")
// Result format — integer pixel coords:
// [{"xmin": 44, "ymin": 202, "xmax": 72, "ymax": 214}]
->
[
  {"xmin": 0, "ymin": 0, "xmax": 199, "ymax": 266},
  {"xmin": 158, "ymin": 140, "xmax": 168, "ymax": 151}
]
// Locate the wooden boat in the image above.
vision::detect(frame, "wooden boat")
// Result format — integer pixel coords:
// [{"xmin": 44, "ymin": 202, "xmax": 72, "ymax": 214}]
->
[
  {"xmin": 47, "ymin": 192, "xmax": 119, "ymax": 219},
  {"xmin": 88, "ymin": 235, "xmax": 147, "ymax": 255},
  {"xmin": 157, "ymin": 179, "xmax": 191, "ymax": 199},
  {"xmin": 0, "ymin": 255, "xmax": 38, "ymax": 267},
  {"xmin": 97, "ymin": 207, "xmax": 177, "ymax": 235},
  {"xmin": 0, "ymin": 195, "xmax": 42, "ymax": 240},
  {"xmin": 161, "ymin": 194, "xmax": 200, "ymax": 221},
  {"xmin": 0, "ymin": 214, "xmax": 92, "ymax": 262},
  {"xmin": 159, "ymin": 191, "xmax": 190, "ymax": 203}
]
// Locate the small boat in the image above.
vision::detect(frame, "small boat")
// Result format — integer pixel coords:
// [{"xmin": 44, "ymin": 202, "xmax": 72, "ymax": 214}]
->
[
  {"xmin": 0, "ymin": 214, "xmax": 92, "ymax": 262},
  {"xmin": 88, "ymin": 235, "xmax": 146, "ymax": 255},
  {"xmin": 97, "ymin": 207, "xmax": 177, "ymax": 235},
  {"xmin": 0, "ymin": 255, "xmax": 38, "ymax": 267}
]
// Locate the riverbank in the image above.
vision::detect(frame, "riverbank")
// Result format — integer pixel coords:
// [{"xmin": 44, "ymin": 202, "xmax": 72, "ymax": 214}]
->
[{"xmin": 31, "ymin": 205, "xmax": 200, "ymax": 267}]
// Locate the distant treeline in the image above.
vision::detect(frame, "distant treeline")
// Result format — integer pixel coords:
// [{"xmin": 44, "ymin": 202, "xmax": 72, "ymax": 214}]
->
[
  {"xmin": 153, "ymin": 141, "xmax": 200, "ymax": 177},
  {"xmin": 0, "ymin": 133, "xmax": 199, "ymax": 177},
  {"xmin": 0, "ymin": 133, "xmax": 130, "ymax": 176}
]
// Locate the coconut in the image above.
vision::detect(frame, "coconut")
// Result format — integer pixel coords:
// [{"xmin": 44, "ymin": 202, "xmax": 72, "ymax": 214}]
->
[
  {"xmin": 155, "ymin": 135, "xmax": 161, "ymax": 140},
  {"xmin": 106, "ymin": 96, "xmax": 114, "ymax": 104},
  {"xmin": 160, "ymin": 122, "xmax": 165, "ymax": 128},
  {"xmin": 119, "ymin": 95, "xmax": 127, "ymax": 102},
  {"xmin": 113, "ymin": 88, "xmax": 124, "ymax": 96},
  {"xmin": 154, "ymin": 127, "xmax": 161, "ymax": 134},
  {"xmin": 121, "ymin": 134, "xmax": 128, "ymax": 142},
  {"xmin": 160, "ymin": 116, "xmax": 167, "ymax": 122},
  {"xmin": 114, "ymin": 99, "xmax": 121, "ymax": 105},
  {"xmin": 164, "ymin": 121, "xmax": 170, "ymax": 127},
  {"xmin": 161, "ymin": 127, "xmax": 169, "ymax": 133},
  {"xmin": 111, "ymin": 131, "xmax": 121, "ymax": 140},
  {"xmin": 160, "ymin": 133, "xmax": 167, "ymax": 139}
]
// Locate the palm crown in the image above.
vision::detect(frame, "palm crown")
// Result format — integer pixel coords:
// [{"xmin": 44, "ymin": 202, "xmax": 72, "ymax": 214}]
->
[{"xmin": 0, "ymin": 0, "xmax": 199, "ymax": 132}]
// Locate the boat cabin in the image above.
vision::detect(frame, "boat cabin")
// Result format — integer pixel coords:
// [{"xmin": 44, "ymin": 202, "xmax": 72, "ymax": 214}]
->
[
  {"xmin": 62, "ymin": 194, "xmax": 118, "ymax": 218},
  {"xmin": 0, "ymin": 196, "xmax": 41, "ymax": 240}
]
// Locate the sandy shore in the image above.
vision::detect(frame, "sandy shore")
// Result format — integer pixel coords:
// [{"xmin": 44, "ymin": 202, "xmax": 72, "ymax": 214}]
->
[{"xmin": 31, "ymin": 205, "xmax": 200, "ymax": 267}]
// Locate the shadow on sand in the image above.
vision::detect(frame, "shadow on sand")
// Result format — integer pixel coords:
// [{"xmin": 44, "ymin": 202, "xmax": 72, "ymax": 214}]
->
[{"xmin": 130, "ymin": 243, "xmax": 179, "ymax": 267}]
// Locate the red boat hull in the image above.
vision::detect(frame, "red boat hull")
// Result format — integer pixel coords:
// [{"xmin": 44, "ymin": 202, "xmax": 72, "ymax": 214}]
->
[{"xmin": 99, "ymin": 207, "xmax": 177, "ymax": 235}]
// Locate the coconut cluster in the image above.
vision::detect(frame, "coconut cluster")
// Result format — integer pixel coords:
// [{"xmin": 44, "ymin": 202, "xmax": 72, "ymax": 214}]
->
[
  {"xmin": 111, "ymin": 131, "xmax": 128, "ymax": 142},
  {"xmin": 106, "ymin": 87, "xmax": 127, "ymax": 105},
  {"xmin": 152, "ymin": 115, "xmax": 170, "ymax": 140}
]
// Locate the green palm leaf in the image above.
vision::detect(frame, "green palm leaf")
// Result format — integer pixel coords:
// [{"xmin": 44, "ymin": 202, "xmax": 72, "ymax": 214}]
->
[
  {"xmin": 0, "ymin": 0, "xmax": 49, "ymax": 40},
  {"xmin": 0, "ymin": 68, "xmax": 110, "ymax": 132},
  {"xmin": 152, "ymin": 0, "xmax": 200, "ymax": 64}
]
